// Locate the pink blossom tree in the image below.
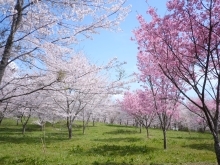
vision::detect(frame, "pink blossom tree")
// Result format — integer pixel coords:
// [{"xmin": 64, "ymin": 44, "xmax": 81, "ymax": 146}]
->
[
  {"xmin": 134, "ymin": 0, "xmax": 220, "ymax": 162},
  {"xmin": 184, "ymin": 98, "xmax": 216, "ymax": 132},
  {"xmin": 119, "ymin": 90, "xmax": 156, "ymax": 138},
  {"xmin": 136, "ymin": 44, "xmax": 181, "ymax": 149}
]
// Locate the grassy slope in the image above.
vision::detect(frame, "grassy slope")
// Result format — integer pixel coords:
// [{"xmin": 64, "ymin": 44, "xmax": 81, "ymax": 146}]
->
[{"xmin": 0, "ymin": 119, "xmax": 217, "ymax": 165}]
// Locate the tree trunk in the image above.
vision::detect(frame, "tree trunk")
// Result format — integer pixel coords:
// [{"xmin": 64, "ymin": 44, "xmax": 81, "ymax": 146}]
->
[
  {"xmin": 0, "ymin": 117, "xmax": 3, "ymax": 125},
  {"xmin": 22, "ymin": 125, "xmax": 26, "ymax": 134},
  {"xmin": 0, "ymin": 0, "xmax": 23, "ymax": 84},
  {"xmin": 82, "ymin": 111, "xmax": 85, "ymax": 134},
  {"xmin": 214, "ymin": 142, "xmax": 220, "ymax": 165},
  {"xmin": 41, "ymin": 124, "xmax": 45, "ymax": 131},
  {"xmin": 83, "ymin": 125, "xmax": 85, "ymax": 135},
  {"xmin": 163, "ymin": 129, "xmax": 167, "ymax": 149},
  {"xmin": 68, "ymin": 126, "xmax": 72, "ymax": 139},
  {"xmin": 146, "ymin": 127, "xmax": 149, "ymax": 138},
  {"xmin": 67, "ymin": 117, "xmax": 72, "ymax": 139},
  {"xmin": 139, "ymin": 123, "xmax": 142, "ymax": 133}
]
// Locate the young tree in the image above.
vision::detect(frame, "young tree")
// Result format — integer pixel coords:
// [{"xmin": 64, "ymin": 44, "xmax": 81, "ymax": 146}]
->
[
  {"xmin": 134, "ymin": 0, "xmax": 220, "ymax": 162},
  {"xmin": 12, "ymin": 91, "xmax": 44, "ymax": 134},
  {"xmin": 46, "ymin": 53, "xmax": 126, "ymax": 139},
  {"xmin": 136, "ymin": 45, "xmax": 181, "ymax": 149},
  {"xmin": 119, "ymin": 90, "xmax": 156, "ymax": 138}
]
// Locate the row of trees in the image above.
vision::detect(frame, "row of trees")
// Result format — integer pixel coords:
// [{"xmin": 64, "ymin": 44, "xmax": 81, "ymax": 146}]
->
[
  {"xmin": 1, "ymin": 52, "xmax": 133, "ymax": 138},
  {"xmin": 130, "ymin": 0, "xmax": 220, "ymax": 164},
  {"xmin": 0, "ymin": 0, "xmax": 131, "ymax": 138}
]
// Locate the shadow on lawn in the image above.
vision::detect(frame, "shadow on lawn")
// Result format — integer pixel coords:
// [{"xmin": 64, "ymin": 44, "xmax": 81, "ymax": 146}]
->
[
  {"xmin": 0, "ymin": 125, "xmax": 44, "ymax": 134},
  {"xmin": 0, "ymin": 132, "xmax": 68, "ymax": 144},
  {"xmin": 170, "ymin": 135, "xmax": 212, "ymax": 141},
  {"xmin": 0, "ymin": 127, "xmax": 21, "ymax": 134},
  {"xmin": 104, "ymin": 129, "xmax": 138, "ymax": 135},
  {"xmin": 106, "ymin": 124, "xmax": 134, "ymax": 128},
  {"xmin": 92, "ymin": 161, "xmax": 134, "ymax": 165},
  {"xmin": 182, "ymin": 143, "xmax": 214, "ymax": 152},
  {"xmin": 93, "ymin": 137, "xmax": 142, "ymax": 143},
  {"xmin": 0, "ymin": 155, "xmax": 11, "ymax": 163},
  {"xmin": 87, "ymin": 144, "xmax": 157, "ymax": 156}
]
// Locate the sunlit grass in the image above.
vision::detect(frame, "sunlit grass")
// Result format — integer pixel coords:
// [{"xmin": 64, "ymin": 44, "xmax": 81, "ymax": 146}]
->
[{"xmin": 0, "ymin": 119, "xmax": 217, "ymax": 165}]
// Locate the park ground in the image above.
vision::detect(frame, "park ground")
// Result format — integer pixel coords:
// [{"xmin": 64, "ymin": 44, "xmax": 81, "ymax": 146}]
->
[{"xmin": 0, "ymin": 119, "xmax": 217, "ymax": 165}]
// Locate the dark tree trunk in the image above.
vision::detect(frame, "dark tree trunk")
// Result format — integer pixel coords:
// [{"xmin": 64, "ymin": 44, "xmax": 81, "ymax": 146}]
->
[
  {"xmin": 146, "ymin": 127, "xmax": 149, "ymax": 138},
  {"xmin": 20, "ymin": 113, "xmax": 31, "ymax": 135},
  {"xmin": 0, "ymin": 117, "xmax": 3, "ymax": 125},
  {"xmin": 163, "ymin": 129, "xmax": 167, "ymax": 149},
  {"xmin": 83, "ymin": 124, "xmax": 85, "ymax": 135},
  {"xmin": 16, "ymin": 119, "xmax": 19, "ymax": 125},
  {"xmin": 67, "ymin": 117, "xmax": 72, "ymax": 139},
  {"xmin": 0, "ymin": 0, "xmax": 23, "ymax": 84},
  {"xmin": 214, "ymin": 142, "xmax": 220, "ymax": 165},
  {"xmin": 68, "ymin": 126, "xmax": 72, "ymax": 139},
  {"xmin": 22, "ymin": 125, "xmax": 26, "ymax": 134}
]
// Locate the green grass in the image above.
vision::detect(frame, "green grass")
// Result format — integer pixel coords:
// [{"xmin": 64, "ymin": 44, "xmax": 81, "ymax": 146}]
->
[{"xmin": 0, "ymin": 119, "xmax": 217, "ymax": 165}]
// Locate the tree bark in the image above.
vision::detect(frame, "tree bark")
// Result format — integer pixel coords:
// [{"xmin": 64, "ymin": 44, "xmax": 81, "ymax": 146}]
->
[
  {"xmin": 163, "ymin": 129, "xmax": 167, "ymax": 150},
  {"xmin": 93, "ymin": 119, "xmax": 95, "ymax": 126},
  {"xmin": 0, "ymin": 117, "xmax": 3, "ymax": 125},
  {"xmin": 22, "ymin": 125, "xmax": 26, "ymax": 134},
  {"xmin": 68, "ymin": 125, "xmax": 72, "ymax": 139},
  {"xmin": 139, "ymin": 123, "xmax": 142, "ymax": 133},
  {"xmin": 67, "ymin": 117, "xmax": 72, "ymax": 139},
  {"xmin": 146, "ymin": 127, "xmax": 149, "ymax": 138},
  {"xmin": 0, "ymin": 0, "xmax": 23, "ymax": 84},
  {"xmin": 16, "ymin": 119, "xmax": 19, "ymax": 125},
  {"xmin": 214, "ymin": 142, "xmax": 220, "ymax": 165}
]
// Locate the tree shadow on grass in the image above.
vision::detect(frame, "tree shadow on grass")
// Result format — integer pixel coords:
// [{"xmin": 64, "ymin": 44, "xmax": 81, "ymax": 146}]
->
[
  {"xmin": 0, "ymin": 155, "xmax": 11, "ymax": 164},
  {"xmin": 170, "ymin": 135, "xmax": 212, "ymax": 141},
  {"xmin": 0, "ymin": 127, "xmax": 21, "ymax": 134},
  {"xmin": 0, "ymin": 125, "xmax": 43, "ymax": 134},
  {"xmin": 93, "ymin": 137, "xmax": 142, "ymax": 143},
  {"xmin": 182, "ymin": 143, "xmax": 214, "ymax": 152},
  {"xmin": 106, "ymin": 124, "xmax": 134, "ymax": 129},
  {"xmin": 87, "ymin": 144, "xmax": 157, "ymax": 156},
  {"xmin": 92, "ymin": 162, "xmax": 164, "ymax": 165},
  {"xmin": 92, "ymin": 161, "xmax": 133, "ymax": 165},
  {"xmin": 103, "ymin": 129, "xmax": 138, "ymax": 135},
  {"xmin": 0, "ymin": 133, "xmax": 69, "ymax": 144}
]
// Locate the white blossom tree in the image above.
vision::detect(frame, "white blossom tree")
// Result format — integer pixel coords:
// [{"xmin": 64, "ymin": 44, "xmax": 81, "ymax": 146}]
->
[
  {"xmin": 44, "ymin": 53, "xmax": 127, "ymax": 139},
  {"xmin": 0, "ymin": 0, "xmax": 130, "ymax": 84}
]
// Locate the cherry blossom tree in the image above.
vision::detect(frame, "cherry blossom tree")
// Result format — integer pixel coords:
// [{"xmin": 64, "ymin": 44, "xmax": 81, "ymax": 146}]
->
[
  {"xmin": 119, "ymin": 90, "xmax": 156, "ymax": 138},
  {"xmin": 184, "ymin": 98, "xmax": 216, "ymax": 132},
  {"xmin": 134, "ymin": 0, "xmax": 220, "ymax": 162},
  {"xmin": 44, "ymin": 53, "xmax": 127, "ymax": 139},
  {"xmin": 12, "ymin": 90, "xmax": 44, "ymax": 134},
  {"xmin": 135, "ymin": 45, "xmax": 181, "ymax": 149},
  {"xmin": 0, "ymin": 0, "xmax": 130, "ymax": 85},
  {"xmin": 0, "ymin": 57, "xmax": 58, "ymax": 104}
]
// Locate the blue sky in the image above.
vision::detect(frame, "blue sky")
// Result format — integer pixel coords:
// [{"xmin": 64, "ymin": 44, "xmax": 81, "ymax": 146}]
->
[{"xmin": 81, "ymin": 0, "xmax": 168, "ymax": 90}]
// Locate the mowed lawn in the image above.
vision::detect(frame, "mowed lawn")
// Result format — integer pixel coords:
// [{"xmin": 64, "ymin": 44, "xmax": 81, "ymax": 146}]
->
[{"xmin": 0, "ymin": 119, "xmax": 217, "ymax": 165}]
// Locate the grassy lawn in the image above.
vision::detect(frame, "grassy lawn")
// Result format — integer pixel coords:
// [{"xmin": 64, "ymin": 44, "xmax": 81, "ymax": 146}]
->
[{"xmin": 0, "ymin": 119, "xmax": 217, "ymax": 165}]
